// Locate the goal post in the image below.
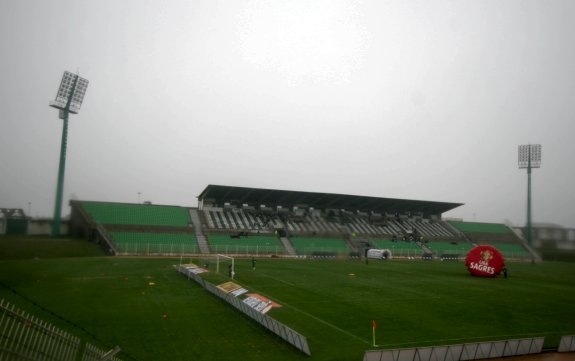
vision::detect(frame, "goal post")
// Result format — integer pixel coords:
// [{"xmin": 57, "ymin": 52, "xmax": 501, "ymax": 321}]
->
[{"xmin": 216, "ymin": 254, "xmax": 235, "ymax": 279}]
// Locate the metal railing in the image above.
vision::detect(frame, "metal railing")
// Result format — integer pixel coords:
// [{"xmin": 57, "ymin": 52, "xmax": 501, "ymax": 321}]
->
[
  {"xmin": 175, "ymin": 265, "xmax": 311, "ymax": 356},
  {"xmin": 363, "ymin": 337, "xmax": 544, "ymax": 361},
  {"xmin": 0, "ymin": 299, "xmax": 122, "ymax": 361},
  {"xmin": 208, "ymin": 244, "xmax": 287, "ymax": 255},
  {"xmin": 115, "ymin": 242, "xmax": 200, "ymax": 256},
  {"xmin": 559, "ymin": 335, "xmax": 575, "ymax": 352}
]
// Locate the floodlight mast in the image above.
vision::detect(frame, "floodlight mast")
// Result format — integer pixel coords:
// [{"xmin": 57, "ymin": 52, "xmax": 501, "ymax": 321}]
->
[
  {"xmin": 518, "ymin": 144, "xmax": 541, "ymax": 247},
  {"xmin": 49, "ymin": 71, "xmax": 89, "ymax": 237}
]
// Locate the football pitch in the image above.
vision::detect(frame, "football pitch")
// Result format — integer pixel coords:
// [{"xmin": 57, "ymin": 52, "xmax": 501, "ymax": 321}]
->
[{"xmin": 1, "ymin": 251, "xmax": 575, "ymax": 361}]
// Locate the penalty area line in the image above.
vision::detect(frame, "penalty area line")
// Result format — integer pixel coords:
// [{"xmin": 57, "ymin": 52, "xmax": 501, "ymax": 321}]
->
[
  {"xmin": 245, "ymin": 273, "xmax": 372, "ymax": 345},
  {"xmin": 260, "ymin": 274, "xmax": 297, "ymax": 287},
  {"xmin": 279, "ymin": 300, "xmax": 372, "ymax": 345},
  {"xmin": 256, "ymin": 274, "xmax": 373, "ymax": 345}
]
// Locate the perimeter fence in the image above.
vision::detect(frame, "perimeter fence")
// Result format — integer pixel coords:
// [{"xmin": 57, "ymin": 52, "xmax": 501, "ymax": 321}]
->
[
  {"xmin": 114, "ymin": 242, "xmax": 200, "ymax": 256},
  {"xmin": 175, "ymin": 265, "xmax": 311, "ymax": 356},
  {"xmin": 0, "ymin": 299, "xmax": 122, "ymax": 361},
  {"xmin": 363, "ymin": 337, "xmax": 544, "ymax": 361},
  {"xmin": 559, "ymin": 335, "xmax": 575, "ymax": 352}
]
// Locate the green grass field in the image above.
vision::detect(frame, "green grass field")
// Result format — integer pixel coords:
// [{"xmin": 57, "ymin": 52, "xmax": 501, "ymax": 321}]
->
[
  {"xmin": 1, "ymin": 236, "xmax": 575, "ymax": 361},
  {"xmin": 0, "ymin": 235, "xmax": 105, "ymax": 259}
]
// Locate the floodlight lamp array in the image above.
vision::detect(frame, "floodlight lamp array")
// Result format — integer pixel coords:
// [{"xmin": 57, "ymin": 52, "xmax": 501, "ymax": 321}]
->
[
  {"xmin": 49, "ymin": 71, "xmax": 89, "ymax": 114},
  {"xmin": 518, "ymin": 144, "xmax": 542, "ymax": 168}
]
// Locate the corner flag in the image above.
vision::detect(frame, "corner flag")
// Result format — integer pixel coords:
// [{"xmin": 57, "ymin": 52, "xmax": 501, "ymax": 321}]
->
[{"xmin": 372, "ymin": 320, "xmax": 377, "ymax": 346}]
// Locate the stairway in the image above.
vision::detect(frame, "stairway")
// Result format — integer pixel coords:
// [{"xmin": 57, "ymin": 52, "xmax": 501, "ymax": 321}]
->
[
  {"xmin": 280, "ymin": 236, "xmax": 296, "ymax": 256},
  {"xmin": 189, "ymin": 209, "xmax": 210, "ymax": 254}
]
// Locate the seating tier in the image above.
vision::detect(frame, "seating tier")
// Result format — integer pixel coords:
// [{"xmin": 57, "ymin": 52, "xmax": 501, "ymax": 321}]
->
[
  {"xmin": 110, "ymin": 231, "xmax": 199, "ymax": 254},
  {"xmin": 81, "ymin": 202, "xmax": 190, "ymax": 227},
  {"xmin": 206, "ymin": 234, "xmax": 285, "ymax": 255},
  {"xmin": 289, "ymin": 237, "xmax": 350, "ymax": 255}
]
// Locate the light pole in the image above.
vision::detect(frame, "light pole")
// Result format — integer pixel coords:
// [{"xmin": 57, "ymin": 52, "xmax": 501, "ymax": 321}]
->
[
  {"xmin": 49, "ymin": 71, "xmax": 89, "ymax": 237},
  {"xmin": 518, "ymin": 144, "xmax": 541, "ymax": 247}
]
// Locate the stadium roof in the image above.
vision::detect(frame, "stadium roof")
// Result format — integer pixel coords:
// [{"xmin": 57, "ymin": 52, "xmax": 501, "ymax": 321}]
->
[{"xmin": 197, "ymin": 185, "xmax": 463, "ymax": 216}]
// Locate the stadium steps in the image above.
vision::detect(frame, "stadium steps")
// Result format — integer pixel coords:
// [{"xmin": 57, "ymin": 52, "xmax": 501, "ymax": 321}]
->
[
  {"xmin": 344, "ymin": 236, "xmax": 358, "ymax": 252},
  {"xmin": 443, "ymin": 221, "xmax": 471, "ymax": 241},
  {"xmin": 438, "ymin": 221, "xmax": 458, "ymax": 237},
  {"xmin": 461, "ymin": 232, "xmax": 478, "ymax": 247},
  {"xmin": 189, "ymin": 209, "xmax": 210, "ymax": 254},
  {"xmin": 347, "ymin": 235, "xmax": 371, "ymax": 254},
  {"xmin": 418, "ymin": 242, "xmax": 433, "ymax": 255},
  {"xmin": 505, "ymin": 222, "xmax": 542, "ymax": 262},
  {"xmin": 279, "ymin": 236, "xmax": 297, "ymax": 255},
  {"xmin": 74, "ymin": 201, "xmax": 96, "ymax": 227},
  {"xmin": 96, "ymin": 223, "xmax": 119, "ymax": 255},
  {"xmin": 521, "ymin": 242, "xmax": 542, "ymax": 262}
]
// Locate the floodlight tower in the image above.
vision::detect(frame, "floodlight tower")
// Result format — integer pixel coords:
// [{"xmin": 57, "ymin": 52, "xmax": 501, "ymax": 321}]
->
[
  {"xmin": 49, "ymin": 71, "xmax": 89, "ymax": 237},
  {"xmin": 518, "ymin": 144, "xmax": 542, "ymax": 246}
]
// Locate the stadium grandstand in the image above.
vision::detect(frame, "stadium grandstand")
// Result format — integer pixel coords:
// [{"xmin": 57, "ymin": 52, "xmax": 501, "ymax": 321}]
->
[{"xmin": 67, "ymin": 184, "xmax": 538, "ymax": 260}]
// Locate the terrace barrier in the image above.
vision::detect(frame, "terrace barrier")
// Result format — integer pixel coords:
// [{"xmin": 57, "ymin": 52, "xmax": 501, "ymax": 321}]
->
[
  {"xmin": 96, "ymin": 223, "xmax": 119, "ymax": 255},
  {"xmin": 207, "ymin": 244, "xmax": 287, "ymax": 256},
  {"xmin": 558, "ymin": 335, "xmax": 575, "ymax": 352},
  {"xmin": 175, "ymin": 265, "xmax": 311, "ymax": 356},
  {"xmin": 363, "ymin": 337, "xmax": 544, "ymax": 361},
  {"xmin": 115, "ymin": 242, "xmax": 200, "ymax": 256},
  {"xmin": 0, "ymin": 299, "xmax": 122, "ymax": 361},
  {"xmin": 113, "ymin": 242, "xmax": 288, "ymax": 256}
]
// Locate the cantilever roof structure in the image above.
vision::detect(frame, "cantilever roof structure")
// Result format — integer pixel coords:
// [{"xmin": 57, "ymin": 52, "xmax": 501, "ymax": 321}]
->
[{"xmin": 197, "ymin": 185, "xmax": 463, "ymax": 217}]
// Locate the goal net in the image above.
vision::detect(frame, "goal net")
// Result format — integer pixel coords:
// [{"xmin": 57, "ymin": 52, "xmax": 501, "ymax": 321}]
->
[{"xmin": 216, "ymin": 254, "xmax": 236, "ymax": 279}]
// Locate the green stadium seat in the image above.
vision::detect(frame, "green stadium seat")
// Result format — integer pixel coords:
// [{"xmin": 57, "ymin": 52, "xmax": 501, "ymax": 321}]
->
[
  {"xmin": 206, "ymin": 234, "xmax": 285, "ymax": 255},
  {"xmin": 81, "ymin": 202, "xmax": 191, "ymax": 227},
  {"xmin": 289, "ymin": 237, "xmax": 350, "ymax": 256},
  {"xmin": 110, "ymin": 231, "xmax": 199, "ymax": 254}
]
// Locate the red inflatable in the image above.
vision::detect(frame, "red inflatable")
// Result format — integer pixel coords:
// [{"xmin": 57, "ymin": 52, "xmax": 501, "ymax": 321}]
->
[{"xmin": 465, "ymin": 245, "xmax": 505, "ymax": 277}]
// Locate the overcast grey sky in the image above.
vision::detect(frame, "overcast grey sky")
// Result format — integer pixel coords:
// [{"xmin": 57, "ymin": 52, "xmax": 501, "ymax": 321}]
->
[{"xmin": 1, "ymin": 0, "xmax": 574, "ymax": 228}]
